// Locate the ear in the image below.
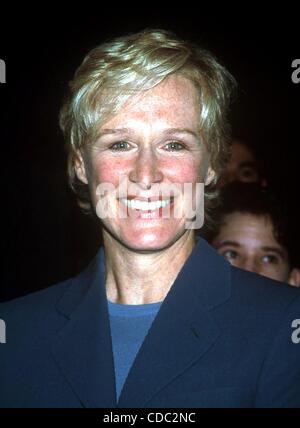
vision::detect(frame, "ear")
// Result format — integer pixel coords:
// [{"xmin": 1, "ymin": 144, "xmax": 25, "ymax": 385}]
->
[
  {"xmin": 205, "ymin": 166, "xmax": 216, "ymax": 186},
  {"xmin": 288, "ymin": 268, "xmax": 300, "ymax": 288},
  {"xmin": 74, "ymin": 150, "xmax": 88, "ymax": 185}
]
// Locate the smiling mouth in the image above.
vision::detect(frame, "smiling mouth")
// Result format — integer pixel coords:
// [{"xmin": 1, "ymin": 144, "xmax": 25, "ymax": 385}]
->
[{"xmin": 119, "ymin": 198, "xmax": 173, "ymax": 211}]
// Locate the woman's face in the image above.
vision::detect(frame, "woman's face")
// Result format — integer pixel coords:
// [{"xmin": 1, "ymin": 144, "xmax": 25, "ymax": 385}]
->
[{"xmin": 76, "ymin": 75, "xmax": 214, "ymax": 251}]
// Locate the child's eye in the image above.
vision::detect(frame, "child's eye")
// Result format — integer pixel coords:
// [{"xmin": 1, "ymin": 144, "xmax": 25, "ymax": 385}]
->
[
  {"xmin": 110, "ymin": 141, "xmax": 131, "ymax": 151},
  {"xmin": 222, "ymin": 250, "xmax": 238, "ymax": 260},
  {"xmin": 261, "ymin": 255, "xmax": 278, "ymax": 264}
]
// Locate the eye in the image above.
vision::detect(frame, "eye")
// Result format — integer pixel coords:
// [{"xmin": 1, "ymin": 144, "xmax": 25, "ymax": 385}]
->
[
  {"xmin": 164, "ymin": 141, "xmax": 185, "ymax": 151},
  {"xmin": 238, "ymin": 166, "xmax": 259, "ymax": 182},
  {"xmin": 261, "ymin": 254, "xmax": 279, "ymax": 264},
  {"xmin": 109, "ymin": 141, "xmax": 131, "ymax": 151},
  {"xmin": 222, "ymin": 250, "xmax": 238, "ymax": 260}
]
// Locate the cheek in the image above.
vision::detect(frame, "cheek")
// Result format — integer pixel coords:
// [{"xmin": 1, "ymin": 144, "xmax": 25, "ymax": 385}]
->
[
  {"xmin": 268, "ymin": 263, "xmax": 289, "ymax": 277},
  {"xmin": 260, "ymin": 263, "xmax": 287, "ymax": 283},
  {"xmin": 163, "ymin": 158, "xmax": 204, "ymax": 183},
  {"xmin": 90, "ymin": 157, "xmax": 129, "ymax": 185}
]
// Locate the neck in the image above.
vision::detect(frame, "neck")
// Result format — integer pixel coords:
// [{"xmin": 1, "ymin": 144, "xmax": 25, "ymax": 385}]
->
[{"xmin": 103, "ymin": 231, "xmax": 195, "ymax": 305}]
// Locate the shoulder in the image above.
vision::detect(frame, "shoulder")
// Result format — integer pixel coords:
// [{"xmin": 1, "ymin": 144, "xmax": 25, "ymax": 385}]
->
[
  {"xmin": 230, "ymin": 265, "xmax": 300, "ymax": 310},
  {"xmin": 0, "ymin": 250, "xmax": 100, "ymax": 320},
  {"xmin": 225, "ymin": 265, "xmax": 300, "ymax": 344},
  {"xmin": 195, "ymin": 238, "xmax": 300, "ymax": 313},
  {"xmin": 197, "ymin": 237, "xmax": 300, "ymax": 329},
  {"xmin": 0, "ymin": 249, "xmax": 101, "ymax": 343},
  {"xmin": 0, "ymin": 278, "xmax": 72, "ymax": 318}
]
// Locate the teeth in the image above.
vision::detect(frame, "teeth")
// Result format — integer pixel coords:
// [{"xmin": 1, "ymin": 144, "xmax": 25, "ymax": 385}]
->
[{"xmin": 120, "ymin": 198, "xmax": 171, "ymax": 211}]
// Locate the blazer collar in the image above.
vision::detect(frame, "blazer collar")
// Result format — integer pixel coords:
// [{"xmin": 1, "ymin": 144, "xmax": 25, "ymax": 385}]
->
[
  {"xmin": 52, "ymin": 237, "xmax": 231, "ymax": 408},
  {"xmin": 52, "ymin": 247, "xmax": 117, "ymax": 408}
]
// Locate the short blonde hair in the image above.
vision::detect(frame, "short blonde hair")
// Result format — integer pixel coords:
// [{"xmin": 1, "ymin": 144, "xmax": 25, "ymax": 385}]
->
[{"xmin": 59, "ymin": 29, "xmax": 236, "ymax": 213}]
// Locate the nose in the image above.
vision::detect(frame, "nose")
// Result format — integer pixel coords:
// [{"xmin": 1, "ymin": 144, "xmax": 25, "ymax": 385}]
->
[
  {"xmin": 129, "ymin": 147, "xmax": 163, "ymax": 189},
  {"xmin": 241, "ymin": 257, "xmax": 260, "ymax": 274}
]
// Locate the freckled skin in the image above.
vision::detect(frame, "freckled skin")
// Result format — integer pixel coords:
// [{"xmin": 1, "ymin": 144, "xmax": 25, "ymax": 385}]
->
[
  {"xmin": 212, "ymin": 212, "xmax": 291, "ymax": 282},
  {"xmin": 78, "ymin": 75, "xmax": 213, "ymax": 252}
]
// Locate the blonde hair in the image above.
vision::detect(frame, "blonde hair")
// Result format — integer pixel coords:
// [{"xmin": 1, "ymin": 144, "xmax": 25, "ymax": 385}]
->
[{"xmin": 59, "ymin": 29, "xmax": 236, "ymax": 215}]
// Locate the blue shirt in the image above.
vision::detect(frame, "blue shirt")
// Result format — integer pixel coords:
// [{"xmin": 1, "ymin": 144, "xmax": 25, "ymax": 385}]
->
[{"xmin": 108, "ymin": 299, "xmax": 162, "ymax": 401}]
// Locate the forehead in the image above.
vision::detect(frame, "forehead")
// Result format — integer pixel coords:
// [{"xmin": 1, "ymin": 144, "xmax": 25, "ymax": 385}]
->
[
  {"xmin": 101, "ymin": 75, "xmax": 200, "ymax": 130},
  {"xmin": 220, "ymin": 213, "xmax": 278, "ymax": 243},
  {"xmin": 231, "ymin": 143, "xmax": 256, "ymax": 164}
]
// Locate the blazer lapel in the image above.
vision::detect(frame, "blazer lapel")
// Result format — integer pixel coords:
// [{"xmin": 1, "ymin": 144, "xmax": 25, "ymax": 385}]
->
[
  {"xmin": 118, "ymin": 238, "xmax": 231, "ymax": 408},
  {"xmin": 51, "ymin": 249, "xmax": 117, "ymax": 408}
]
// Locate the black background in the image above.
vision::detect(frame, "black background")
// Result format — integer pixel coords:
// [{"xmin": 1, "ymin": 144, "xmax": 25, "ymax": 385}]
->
[{"xmin": 0, "ymin": 7, "xmax": 299, "ymax": 301}]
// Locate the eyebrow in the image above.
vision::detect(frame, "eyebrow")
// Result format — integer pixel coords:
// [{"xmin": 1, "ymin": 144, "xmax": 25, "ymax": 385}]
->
[
  {"xmin": 97, "ymin": 127, "xmax": 199, "ymax": 139},
  {"xmin": 215, "ymin": 241, "xmax": 241, "ymax": 249},
  {"xmin": 162, "ymin": 128, "xmax": 199, "ymax": 138}
]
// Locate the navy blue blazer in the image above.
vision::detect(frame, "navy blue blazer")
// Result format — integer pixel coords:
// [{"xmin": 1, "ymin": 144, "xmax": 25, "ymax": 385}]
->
[{"xmin": 1, "ymin": 238, "xmax": 300, "ymax": 408}]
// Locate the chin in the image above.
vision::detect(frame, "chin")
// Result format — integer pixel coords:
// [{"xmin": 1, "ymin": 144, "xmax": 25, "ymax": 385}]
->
[{"xmin": 105, "ymin": 222, "xmax": 187, "ymax": 253}]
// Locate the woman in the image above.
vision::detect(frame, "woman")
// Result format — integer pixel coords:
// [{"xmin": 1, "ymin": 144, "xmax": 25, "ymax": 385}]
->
[{"xmin": 1, "ymin": 29, "xmax": 300, "ymax": 408}]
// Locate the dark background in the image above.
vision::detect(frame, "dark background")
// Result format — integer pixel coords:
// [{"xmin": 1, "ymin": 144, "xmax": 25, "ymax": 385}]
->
[{"xmin": 0, "ymin": 8, "xmax": 299, "ymax": 301}]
